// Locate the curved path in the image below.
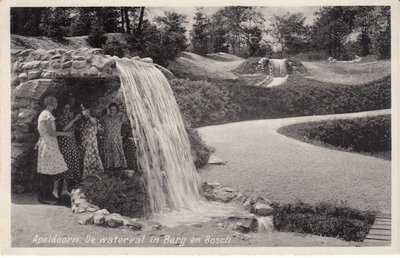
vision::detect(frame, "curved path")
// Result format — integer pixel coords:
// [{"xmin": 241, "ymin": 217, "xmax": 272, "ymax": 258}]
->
[{"xmin": 198, "ymin": 109, "xmax": 392, "ymax": 212}]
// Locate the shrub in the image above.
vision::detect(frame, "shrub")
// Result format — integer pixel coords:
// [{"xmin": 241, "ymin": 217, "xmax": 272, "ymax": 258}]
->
[
  {"xmin": 271, "ymin": 201, "xmax": 376, "ymax": 242},
  {"xmin": 170, "ymin": 78, "xmax": 241, "ymax": 127},
  {"xmin": 186, "ymin": 126, "xmax": 213, "ymax": 168},
  {"xmin": 235, "ymin": 57, "xmax": 264, "ymax": 74},
  {"xmin": 278, "ymin": 115, "xmax": 391, "ymax": 159},
  {"xmin": 291, "ymin": 51, "xmax": 329, "ymax": 61},
  {"xmin": 87, "ymin": 23, "xmax": 107, "ymax": 48},
  {"xmin": 80, "ymin": 171, "xmax": 150, "ymax": 218},
  {"xmin": 222, "ymin": 75, "xmax": 391, "ymax": 122},
  {"xmin": 103, "ymin": 40, "xmax": 127, "ymax": 58}
]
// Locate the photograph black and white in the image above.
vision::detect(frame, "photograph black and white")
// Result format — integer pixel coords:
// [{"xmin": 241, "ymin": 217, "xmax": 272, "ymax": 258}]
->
[{"xmin": 2, "ymin": 1, "xmax": 398, "ymax": 254}]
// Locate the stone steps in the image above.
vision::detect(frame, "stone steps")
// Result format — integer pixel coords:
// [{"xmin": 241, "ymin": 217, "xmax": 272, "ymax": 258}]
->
[{"xmin": 363, "ymin": 212, "xmax": 391, "ymax": 245}]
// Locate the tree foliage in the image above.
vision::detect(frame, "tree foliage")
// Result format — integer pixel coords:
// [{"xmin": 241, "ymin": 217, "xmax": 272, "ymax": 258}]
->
[{"xmin": 268, "ymin": 12, "xmax": 310, "ymax": 55}]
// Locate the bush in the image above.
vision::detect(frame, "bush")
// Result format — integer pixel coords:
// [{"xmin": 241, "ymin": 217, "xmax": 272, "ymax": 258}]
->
[
  {"xmin": 170, "ymin": 78, "xmax": 241, "ymax": 127},
  {"xmin": 103, "ymin": 40, "xmax": 127, "ymax": 58},
  {"xmin": 80, "ymin": 171, "xmax": 150, "ymax": 218},
  {"xmin": 222, "ymin": 75, "xmax": 391, "ymax": 122},
  {"xmin": 87, "ymin": 23, "xmax": 107, "ymax": 48},
  {"xmin": 271, "ymin": 201, "xmax": 376, "ymax": 242},
  {"xmin": 278, "ymin": 115, "xmax": 391, "ymax": 159},
  {"xmin": 186, "ymin": 126, "xmax": 213, "ymax": 168},
  {"xmin": 291, "ymin": 51, "xmax": 329, "ymax": 61},
  {"xmin": 234, "ymin": 57, "xmax": 264, "ymax": 74}
]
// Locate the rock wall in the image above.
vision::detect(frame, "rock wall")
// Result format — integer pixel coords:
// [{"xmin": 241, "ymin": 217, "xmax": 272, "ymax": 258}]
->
[{"xmin": 11, "ymin": 47, "xmax": 172, "ymax": 193}]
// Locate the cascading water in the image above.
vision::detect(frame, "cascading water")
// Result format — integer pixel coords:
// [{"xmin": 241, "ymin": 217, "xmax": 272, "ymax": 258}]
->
[
  {"xmin": 269, "ymin": 59, "xmax": 288, "ymax": 77},
  {"xmin": 116, "ymin": 59, "xmax": 246, "ymax": 227}
]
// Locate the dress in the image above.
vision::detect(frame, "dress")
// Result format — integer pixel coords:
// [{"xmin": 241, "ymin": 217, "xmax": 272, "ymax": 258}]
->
[
  {"xmin": 56, "ymin": 114, "xmax": 82, "ymax": 182},
  {"xmin": 101, "ymin": 114, "xmax": 127, "ymax": 169},
  {"xmin": 121, "ymin": 120, "xmax": 138, "ymax": 170},
  {"xmin": 37, "ymin": 110, "xmax": 68, "ymax": 175},
  {"xmin": 79, "ymin": 117, "xmax": 104, "ymax": 177}
]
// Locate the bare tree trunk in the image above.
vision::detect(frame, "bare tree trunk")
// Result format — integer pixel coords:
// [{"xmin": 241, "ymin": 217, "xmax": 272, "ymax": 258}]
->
[
  {"xmin": 125, "ymin": 8, "xmax": 131, "ymax": 34},
  {"xmin": 120, "ymin": 7, "xmax": 125, "ymax": 33},
  {"xmin": 136, "ymin": 7, "xmax": 145, "ymax": 34}
]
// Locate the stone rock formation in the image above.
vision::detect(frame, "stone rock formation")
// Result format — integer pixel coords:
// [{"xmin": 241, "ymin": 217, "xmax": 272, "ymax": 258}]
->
[{"xmin": 10, "ymin": 47, "xmax": 173, "ymax": 193}]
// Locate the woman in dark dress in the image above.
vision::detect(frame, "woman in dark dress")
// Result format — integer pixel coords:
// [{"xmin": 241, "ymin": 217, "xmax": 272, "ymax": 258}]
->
[
  {"xmin": 121, "ymin": 120, "xmax": 138, "ymax": 171},
  {"xmin": 56, "ymin": 102, "xmax": 83, "ymax": 189}
]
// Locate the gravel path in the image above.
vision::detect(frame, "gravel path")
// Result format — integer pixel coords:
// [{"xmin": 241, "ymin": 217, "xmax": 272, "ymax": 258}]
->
[{"xmin": 198, "ymin": 109, "xmax": 391, "ymax": 212}]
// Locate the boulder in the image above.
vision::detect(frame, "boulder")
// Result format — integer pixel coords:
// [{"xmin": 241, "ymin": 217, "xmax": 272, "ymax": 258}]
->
[
  {"xmin": 94, "ymin": 209, "xmax": 110, "ymax": 216},
  {"xmin": 207, "ymin": 155, "xmax": 226, "ymax": 165},
  {"xmin": 18, "ymin": 73, "xmax": 28, "ymax": 81},
  {"xmin": 50, "ymin": 55, "xmax": 62, "ymax": 60},
  {"xmin": 61, "ymin": 61, "xmax": 72, "ymax": 69},
  {"xmin": 72, "ymin": 61, "xmax": 86, "ymax": 69},
  {"xmin": 14, "ymin": 79, "xmax": 61, "ymax": 100},
  {"xmin": 86, "ymin": 66, "xmax": 99, "ymax": 76},
  {"xmin": 78, "ymin": 214, "xmax": 94, "ymax": 225},
  {"xmin": 72, "ymin": 55, "xmax": 86, "ymax": 61},
  {"xmin": 93, "ymin": 215, "xmax": 105, "ymax": 225},
  {"xmin": 21, "ymin": 61, "xmax": 41, "ymax": 70},
  {"xmin": 141, "ymin": 57, "xmax": 153, "ymax": 63},
  {"xmin": 251, "ymin": 203, "xmax": 274, "ymax": 216},
  {"xmin": 105, "ymin": 214, "xmax": 124, "ymax": 228},
  {"xmin": 203, "ymin": 186, "xmax": 238, "ymax": 203},
  {"xmin": 17, "ymin": 108, "xmax": 36, "ymax": 124},
  {"xmin": 125, "ymin": 219, "xmax": 143, "ymax": 230},
  {"xmin": 28, "ymin": 70, "xmax": 41, "ymax": 80},
  {"xmin": 233, "ymin": 218, "xmax": 258, "ymax": 234}
]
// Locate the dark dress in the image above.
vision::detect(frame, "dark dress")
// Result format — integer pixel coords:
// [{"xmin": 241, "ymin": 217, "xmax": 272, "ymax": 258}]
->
[
  {"xmin": 56, "ymin": 114, "xmax": 83, "ymax": 183},
  {"xmin": 121, "ymin": 120, "xmax": 138, "ymax": 171},
  {"xmin": 79, "ymin": 117, "xmax": 104, "ymax": 177},
  {"xmin": 100, "ymin": 114, "xmax": 127, "ymax": 169}
]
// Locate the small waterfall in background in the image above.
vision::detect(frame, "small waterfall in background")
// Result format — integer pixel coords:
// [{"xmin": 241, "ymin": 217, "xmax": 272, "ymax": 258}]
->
[
  {"xmin": 269, "ymin": 59, "xmax": 288, "ymax": 77},
  {"xmin": 116, "ymin": 60, "xmax": 245, "ymax": 227}
]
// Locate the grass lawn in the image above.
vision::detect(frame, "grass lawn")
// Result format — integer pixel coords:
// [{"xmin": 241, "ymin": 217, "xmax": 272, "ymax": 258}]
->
[
  {"xmin": 301, "ymin": 60, "xmax": 391, "ymax": 85},
  {"xmin": 277, "ymin": 115, "xmax": 391, "ymax": 160}
]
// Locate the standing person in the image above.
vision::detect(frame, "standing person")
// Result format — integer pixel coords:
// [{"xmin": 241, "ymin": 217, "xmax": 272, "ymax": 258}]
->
[
  {"xmin": 121, "ymin": 120, "xmax": 138, "ymax": 171},
  {"xmin": 100, "ymin": 103, "xmax": 127, "ymax": 170},
  {"xmin": 36, "ymin": 96, "xmax": 72, "ymax": 204},
  {"xmin": 79, "ymin": 107, "xmax": 104, "ymax": 178},
  {"xmin": 56, "ymin": 102, "xmax": 83, "ymax": 191}
]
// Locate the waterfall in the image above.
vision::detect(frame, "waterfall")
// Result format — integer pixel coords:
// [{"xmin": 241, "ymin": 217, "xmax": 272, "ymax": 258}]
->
[
  {"xmin": 116, "ymin": 59, "xmax": 245, "ymax": 227},
  {"xmin": 257, "ymin": 216, "xmax": 274, "ymax": 233},
  {"xmin": 269, "ymin": 59, "xmax": 288, "ymax": 77}
]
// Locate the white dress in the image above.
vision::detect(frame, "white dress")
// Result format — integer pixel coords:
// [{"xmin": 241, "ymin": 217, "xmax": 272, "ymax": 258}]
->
[{"xmin": 37, "ymin": 110, "xmax": 68, "ymax": 175}]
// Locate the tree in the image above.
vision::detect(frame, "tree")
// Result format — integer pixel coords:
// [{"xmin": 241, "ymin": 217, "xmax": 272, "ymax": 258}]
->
[
  {"xmin": 11, "ymin": 7, "xmax": 46, "ymax": 36},
  {"xmin": 40, "ymin": 7, "xmax": 72, "ymax": 40},
  {"xmin": 136, "ymin": 7, "xmax": 146, "ymax": 34},
  {"xmin": 268, "ymin": 12, "xmax": 310, "ymax": 55},
  {"xmin": 372, "ymin": 6, "xmax": 390, "ymax": 59},
  {"xmin": 190, "ymin": 8, "xmax": 213, "ymax": 55},
  {"xmin": 213, "ymin": 7, "xmax": 266, "ymax": 57},
  {"xmin": 311, "ymin": 7, "xmax": 354, "ymax": 59},
  {"xmin": 128, "ymin": 12, "xmax": 188, "ymax": 66},
  {"xmin": 155, "ymin": 11, "xmax": 188, "ymax": 54},
  {"xmin": 351, "ymin": 6, "xmax": 377, "ymax": 56}
]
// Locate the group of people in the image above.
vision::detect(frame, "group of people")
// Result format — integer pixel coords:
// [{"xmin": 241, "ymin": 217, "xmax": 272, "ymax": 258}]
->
[{"xmin": 36, "ymin": 95, "xmax": 137, "ymax": 205}]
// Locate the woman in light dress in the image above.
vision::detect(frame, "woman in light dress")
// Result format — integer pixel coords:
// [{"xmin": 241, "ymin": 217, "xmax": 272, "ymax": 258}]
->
[{"xmin": 36, "ymin": 96, "xmax": 73, "ymax": 204}]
